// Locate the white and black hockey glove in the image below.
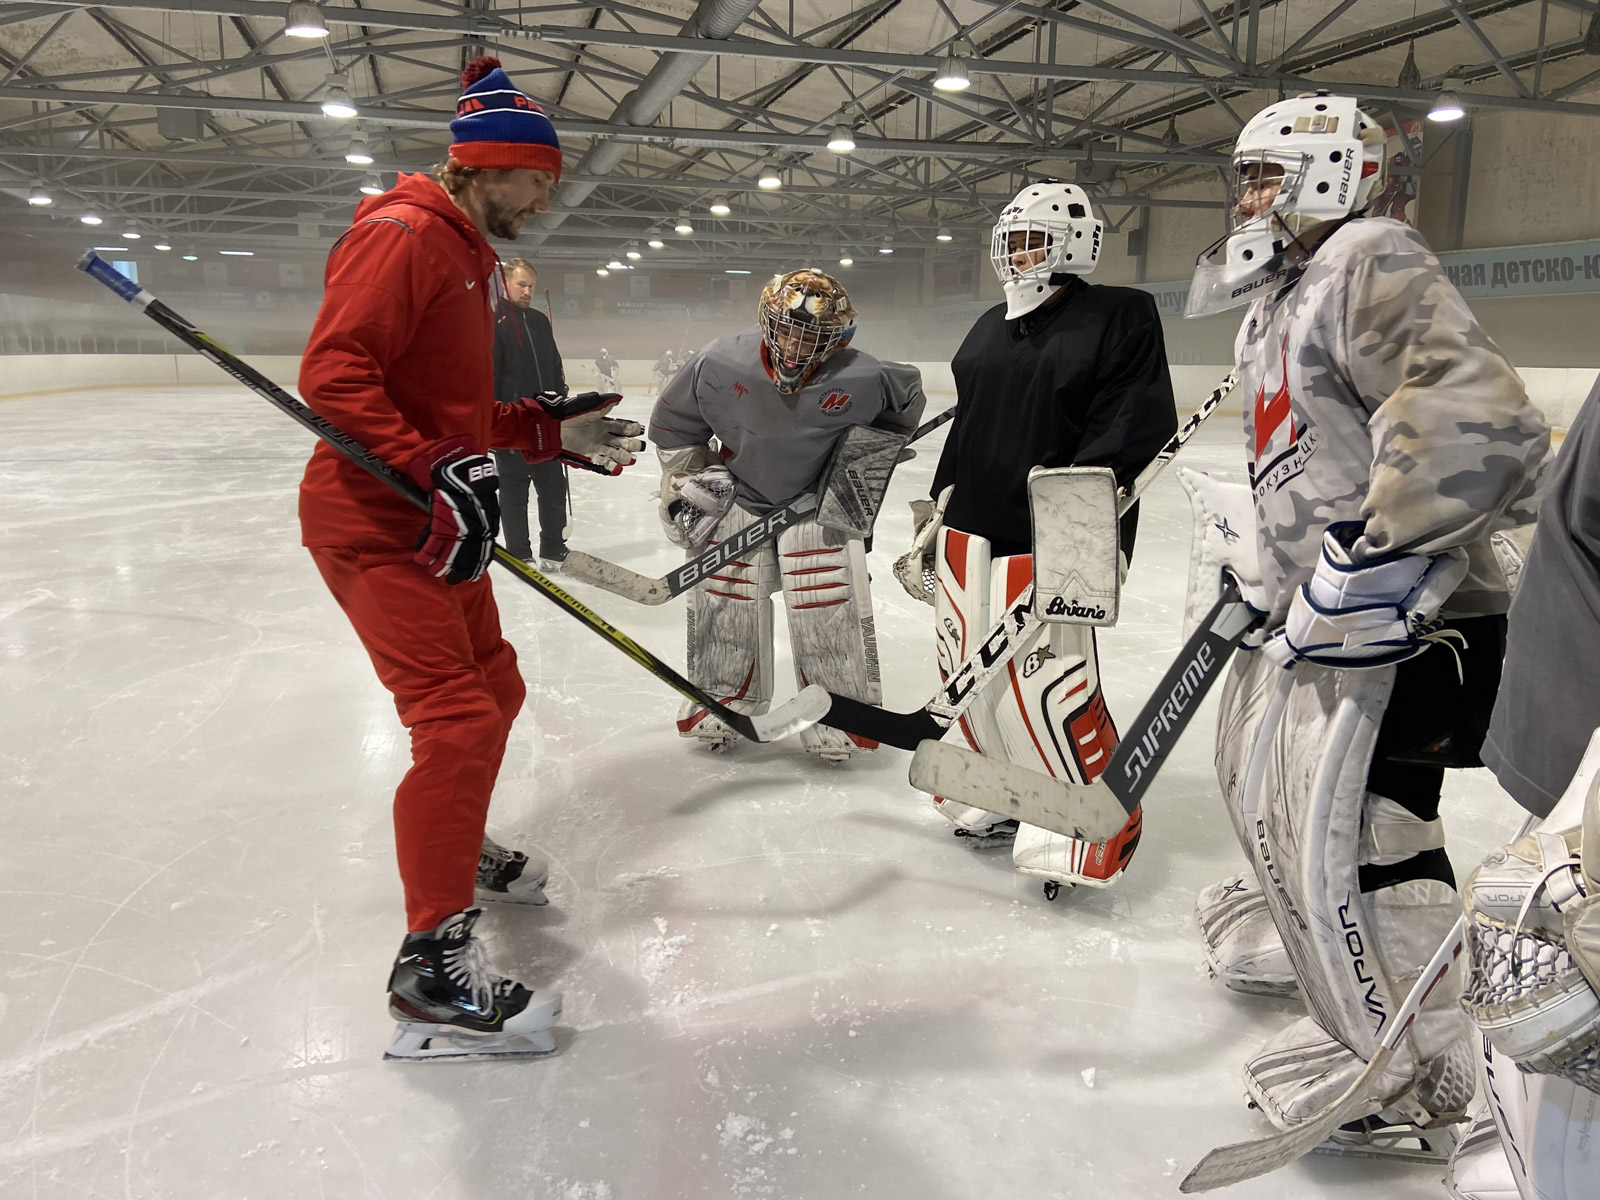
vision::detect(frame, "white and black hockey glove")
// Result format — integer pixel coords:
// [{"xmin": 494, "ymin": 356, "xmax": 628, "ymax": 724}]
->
[
  {"xmin": 663, "ymin": 466, "xmax": 737, "ymax": 549},
  {"xmin": 893, "ymin": 486, "xmax": 950, "ymax": 605},
  {"xmin": 1263, "ymin": 521, "xmax": 1468, "ymax": 670},
  {"xmin": 406, "ymin": 435, "xmax": 499, "ymax": 585},
  {"xmin": 530, "ymin": 391, "xmax": 644, "ymax": 476}
]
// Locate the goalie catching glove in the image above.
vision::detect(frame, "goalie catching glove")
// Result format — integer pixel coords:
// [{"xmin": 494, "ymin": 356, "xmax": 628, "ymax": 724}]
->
[
  {"xmin": 528, "ymin": 390, "xmax": 644, "ymax": 476},
  {"xmin": 893, "ymin": 486, "xmax": 950, "ymax": 605},
  {"xmin": 407, "ymin": 435, "xmax": 500, "ymax": 585},
  {"xmin": 656, "ymin": 445, "xmax": 738, "ymax": 549},
  {"xmin": 1263, "ymin": 521, "xmax": 1468, "ymax": 669}
]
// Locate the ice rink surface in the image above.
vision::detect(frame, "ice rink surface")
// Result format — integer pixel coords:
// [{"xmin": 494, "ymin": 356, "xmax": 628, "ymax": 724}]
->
[{"xmin": 0, "ymin": 382, "xmax": 1529, "ymax": 1200}]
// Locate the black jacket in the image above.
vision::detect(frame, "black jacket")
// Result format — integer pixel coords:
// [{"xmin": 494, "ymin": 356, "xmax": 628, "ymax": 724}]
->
[
  {"xmin": 932, "ymin": 279, "xmax": 1177, "ymax": 560},
  {"xmin": 492, "ymin": 301, "xmax": 566, "ymax": 404}
]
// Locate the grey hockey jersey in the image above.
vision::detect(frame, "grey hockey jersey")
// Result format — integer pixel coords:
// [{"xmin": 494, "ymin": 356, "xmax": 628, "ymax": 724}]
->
[
  {"xmin": 648, "ymin": 329, "xmax": 926, "ymax": 513},
  {"xmin": 1236, "ymin": 217, "xmax": 1549, "ymax": 622}
]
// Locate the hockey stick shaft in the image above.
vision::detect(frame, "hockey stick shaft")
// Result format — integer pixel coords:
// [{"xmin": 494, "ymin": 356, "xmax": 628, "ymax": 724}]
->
[
  {"xmin": 564, "ymin": 404, "xmax": 955, "ymax": 605},
  {"xmin": 76, "ymin": 251, "xmax": 815, "ymax": 745},
  {"xmin": 1179, "ymin": 915, "xmax": 1467, "ymax": 1192},
  {"xmin": 822, "ymin": 373, "xmax": 1238, "ymax": 751}
]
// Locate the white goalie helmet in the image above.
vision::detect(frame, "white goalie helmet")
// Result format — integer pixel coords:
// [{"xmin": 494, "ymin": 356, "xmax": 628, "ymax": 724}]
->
[
  {"xmin": 990, "ymin": 180, "xmax": 1103, "ymax": 319},
  {"xmin": 1186, "ymin": 93, "xmax": 1389, "ymax": 317}
]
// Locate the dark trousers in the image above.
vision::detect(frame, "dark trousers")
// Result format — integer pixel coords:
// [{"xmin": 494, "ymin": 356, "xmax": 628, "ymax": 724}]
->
[{"xmin": 492, "ymin": 450, "xmax": 568, "ymax": 560}]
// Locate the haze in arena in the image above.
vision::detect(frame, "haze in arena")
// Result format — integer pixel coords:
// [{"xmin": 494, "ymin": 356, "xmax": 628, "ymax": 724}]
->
[{"xmin": 3, "ymin": 3, "xmax": 1599, "ymax": 1198}]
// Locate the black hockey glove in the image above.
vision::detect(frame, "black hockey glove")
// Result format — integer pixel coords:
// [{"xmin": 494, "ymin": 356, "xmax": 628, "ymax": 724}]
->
[{"xmin": 406, "ymin": 435, "xmax": 500, "ymax": 585}]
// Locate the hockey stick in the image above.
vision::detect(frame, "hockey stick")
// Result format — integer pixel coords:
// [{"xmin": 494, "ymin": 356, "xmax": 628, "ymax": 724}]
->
[
  {"xmin": 821, "ymin": 373, "xmax": 1238, "ymax": 751},
  {"xmin": 905, "ymin": 576, "xmax": 1260, "ymax": 840},
  {"xmin": 1179, "ymin": 915, "xmax": 1468, "ymax": 1192},
  {"xmin": 76, "ymin": 251, "xmax": 827, "ymax": 746},
  {"xmin": 561, "ymin": 405, "xmax": 955, "ymax": 606}
]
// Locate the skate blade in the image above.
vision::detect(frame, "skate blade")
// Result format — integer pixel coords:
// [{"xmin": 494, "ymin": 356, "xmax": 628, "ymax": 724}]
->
[
  {"xmin": 953, "ymin": 829, "xmax": 1017, "ymax": 850},
  {"xmin": 384, "ymin": 1024, "xmax": 558, "ymax": 1061},
  {"xmin": 474, "ymin": 885, "xmax": 550, "ymax": 906},
  {"xmin": 1309, "ymin": 1121, "xmax": 1459, "ymax": 1165}
]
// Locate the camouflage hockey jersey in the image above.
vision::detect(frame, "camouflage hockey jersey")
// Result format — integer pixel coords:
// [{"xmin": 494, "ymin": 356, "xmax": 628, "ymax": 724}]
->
[
  {"xmin": 1236, "ymin": 217, "xmax": 1549, "ymax": 622},
  {"xmin": 648, "ymin": 328, "xmax": 926, "ymax": 514}
]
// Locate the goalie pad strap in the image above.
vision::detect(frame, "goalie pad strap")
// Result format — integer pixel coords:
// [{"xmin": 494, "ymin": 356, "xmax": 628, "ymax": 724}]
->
[{"xmin": 1358, "ymin": 847, "xmax": 1455, "ymax": 894}]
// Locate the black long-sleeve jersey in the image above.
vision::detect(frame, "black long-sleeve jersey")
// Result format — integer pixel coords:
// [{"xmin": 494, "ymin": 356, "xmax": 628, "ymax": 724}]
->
[
  {"xmin": 492, "ymin": 301, "xmax": 567, "ymax": 404},
  {"xmin": 932, "ymin": 278, "xmax": 1178, "ymax": 560}
]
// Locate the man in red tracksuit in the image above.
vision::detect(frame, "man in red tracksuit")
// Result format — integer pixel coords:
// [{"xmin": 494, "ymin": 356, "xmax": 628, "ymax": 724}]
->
[{"xmin": 298, "ymin": 57, "xmax": 642, "ymax": 1060}]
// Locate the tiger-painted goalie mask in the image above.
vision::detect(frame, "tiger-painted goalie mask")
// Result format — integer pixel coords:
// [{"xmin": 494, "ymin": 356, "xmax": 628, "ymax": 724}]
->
[{"xmin": 757, "ymin": 268, "xmax": 857, "ymax": 394}]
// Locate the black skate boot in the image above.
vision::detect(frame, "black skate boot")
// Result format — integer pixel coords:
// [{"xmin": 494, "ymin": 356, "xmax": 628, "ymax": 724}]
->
[
  {"xmin": 384, "ymin": 907, "xmax": 562, "ymax": 1060},
  {"xmin": 953, "ymin": 818, "xmax": 1019, "ymax": 848},
  {"xmin": 475, "ymin": 835, "xmax": 550, "ymax": 905}
]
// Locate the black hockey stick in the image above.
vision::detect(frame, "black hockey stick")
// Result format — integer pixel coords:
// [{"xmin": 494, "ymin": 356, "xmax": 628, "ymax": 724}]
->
[
  {"xmin": 820, "ymin": 374, "xmax": 1237, "ymax": 751},
  {"xmin": 562, "ymin": 405, "xmax": 954, "ymax": 606},
  {"xmin": 906, "ymin": 577, "xmax": 1262, "ymax": 841},
  {"xmin": 76, "ymin": 251, "xmax": 827, "ymax": 746}
]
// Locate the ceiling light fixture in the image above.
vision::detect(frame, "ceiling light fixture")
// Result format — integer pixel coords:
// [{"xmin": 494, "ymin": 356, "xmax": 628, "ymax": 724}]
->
[
  {"xmin": 607, "ymin": 259, "xmax": 625, "ymax": 270},
  {"xmin": 826, "ymin": 123, "xmax": 856, "ymax": 154},
  {"xmin": 219, "ymin": 249, "xmax": 254, "ymax": 256},
  {"xmin": 625, "ymin": 240, "xmax": 642, "ymax": 260},
  {"xmin": 838, "ymin": 254, "xmax": 853, "ymax": 267},
  {"xmin": 344, "ymin": 132, "xmax": 373, "ymax": 165},
  {"xmin": 756, "ymin": 159, "xmax": 782, "ymax": 189},
  {"xmin": 596, "ymin": 267, "xmax": 609, "ymax": 276},
  {"xmin": 26, "ymin": 181, "xmax": 51, "ymax": 206},
  {"xmin": 878, "ymin": 234, "xmax": 894, "ymax": 255},
  {"xmin": 284, "ymin": 0, "xmax": 329, "ymax": 39},
  {"xmin": 80, "ymin": 214, "xmax": 102, "ymax": 225},
  {"xmin": 359, "ymin": 172, "xmax": 384, "ymax": 195},
  {"xmin": 935, "ymin": 226, "xmax": 953, "ymax": 242},
  {"xmin": 1428, "ymin": 90, "xmax": 1465, "ymax": 122},
  {"xmin": 933, "ymin": 38, "xmax": 975, "ymax": 92},
  {"xmin": 725, "ymin": 268, "xmax": 751, "ymax": 275},
  {"xmin": 154, "ymin": 243, "xmax": 172, "ymax": 251},
  {"xmin": 674, "ymin": 210, "xmax": 693, "ymax": 234},
  {"xmin": 647, "ymin": 229, "xmax": 665, "ymax": 248},
  {"xmin": 182, "ymin": 254, "xmax": 198, "ymax": 260},
  {"xmin": 122, "ymin": 230, "xmax": 141, "ymax": 239},
  {"xmin": 321, "ymin": 72, "xmax": 357, "ymax": 119},
  {"xmin": 709, "ymin": 198, "xmax": 732, "ymax": 215}
]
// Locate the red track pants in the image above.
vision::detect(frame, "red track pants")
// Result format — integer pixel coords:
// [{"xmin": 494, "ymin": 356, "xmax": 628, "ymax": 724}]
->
[{"xmin": 310, "ymin": 547, "xmax": 525, "ymax": 931}]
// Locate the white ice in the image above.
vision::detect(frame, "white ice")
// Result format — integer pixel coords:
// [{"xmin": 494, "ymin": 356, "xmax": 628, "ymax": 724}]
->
[{"xmin": 0, "ymin": 382, "xmax": 1529, "ymax": 1199}]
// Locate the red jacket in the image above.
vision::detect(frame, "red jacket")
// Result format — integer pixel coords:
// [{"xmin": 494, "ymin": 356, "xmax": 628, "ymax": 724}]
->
[{"xmin": 298, "ymin": 173, "xmax": 561, "ymax": 549}]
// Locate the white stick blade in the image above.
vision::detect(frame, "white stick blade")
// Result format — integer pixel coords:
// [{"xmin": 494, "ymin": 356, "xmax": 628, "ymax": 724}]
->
[
  {"xmin": 561, "ymin": 551, "xmax": 672, "ymax": 605},
  {"xmin": 750, "ymin": 684, "xmax": 831, "ymax": 742},
  {"xmin": 908, "ymin": 741, "xmax": 1128, "ymax": 841}
]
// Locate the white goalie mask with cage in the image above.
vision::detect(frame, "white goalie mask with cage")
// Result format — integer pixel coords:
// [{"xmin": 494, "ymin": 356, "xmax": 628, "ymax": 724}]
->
[
  {"xmin": 1186, "ymin": 93, "xmax": 1388, "ymax": 317},
  {"xmin": 990, "ymin": 181, "xmax": 1103, "ymax": 319},
  {"xmin": 758, "ymin": 268, "xmax": 858, "ymax": 394}
]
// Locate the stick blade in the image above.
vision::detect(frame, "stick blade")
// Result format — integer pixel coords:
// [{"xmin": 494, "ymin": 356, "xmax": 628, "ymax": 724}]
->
[
  {"xmin": 746, "ymin": 684, "xmax": 832, "ymax": 743},
  {"xmin": 561, "ymin": 551, "xmax": 672, "ymax": 605},
  {"xmin": 820, "ymin": 691, "xmax": 945, "ymax": 752},
  {"xmin": 1178, "ymin": 1113, "xmax": 1340, "ymax": 1193},
  {"xmin": 908, "ymin": 741, "xmax": 1128, "ymax": 841}
]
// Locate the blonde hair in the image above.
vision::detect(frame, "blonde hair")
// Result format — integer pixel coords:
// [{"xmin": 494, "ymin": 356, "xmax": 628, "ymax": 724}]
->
[{"xmin": 504, "ymin": 257, "xmax": 536, "ymax": 280}]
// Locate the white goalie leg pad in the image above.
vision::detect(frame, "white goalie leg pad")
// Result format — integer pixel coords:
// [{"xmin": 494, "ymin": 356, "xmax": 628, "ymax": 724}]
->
[
  {"xmin": 679, "ymin": 503, "xmax": 777, "ymax": 744},
  {"xmin": 1445, "ymin": 1107, "xmax": 1522, "ymax": 1200},
  {"xmin": 779, "ymin": 519, "xmax": 880, "ymax": 761},
  {"xmin": 1234, "ymin": 661, "xmax": 1473, "ymax": 1128},
  {"xmin": 931, "ymin": 527, "xmax": 1012, "ymax": 832},
  {"xmin": 1471, "ymin": 1032, "xmax": 1600, "ymax": 1200},
  {"xmin": 1179, "ymin": 467, "xmax": 1261, "ymax": 644},
  {"xmin": 1195, "ymin": 872, "xmax": 1299, "ymax": 997}
]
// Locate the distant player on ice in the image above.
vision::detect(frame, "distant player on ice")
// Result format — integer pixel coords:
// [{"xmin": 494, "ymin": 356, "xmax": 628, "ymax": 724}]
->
[
  {"xmin": 1181, "ymin": 93, "xmax": 1548, "ymax": 1157},
  {"xmin": 649, "ymin": 268, "xmax": 925, "ymax": 761},
  {"xmin": 894, "ymin": 181, "xmax": 1177, "ymax": 897}
]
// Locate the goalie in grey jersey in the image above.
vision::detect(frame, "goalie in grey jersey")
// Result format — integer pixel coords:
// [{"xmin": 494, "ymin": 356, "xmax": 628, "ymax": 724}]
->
[
  {"xmin": 648, "ymin": 268, "xmax": 925, "ymax": 760},
  {"xmin": 1181, "ymin": 93, "xmax": 1549, "ymax": 1159}
]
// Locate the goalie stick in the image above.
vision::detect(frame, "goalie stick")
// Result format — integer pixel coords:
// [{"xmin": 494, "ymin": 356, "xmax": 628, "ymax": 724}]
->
[
  {"xmin": 561, "ymin": 405, "xmax": 956, "ymax": 605},
  {"xmin": 905, "ymin": 576, "xmax": 1260, "ymax": 840},
  {"xmin": 820, "ymin": 373, "xmax": 1238, "ymax": 752},
  {"xmin": 1179, "ymin": 915, "xmax": 1468, "ymax": 1192},
  {"xmin": 76, "ymin": 251, "xmax": 827, "ymax": 747}
]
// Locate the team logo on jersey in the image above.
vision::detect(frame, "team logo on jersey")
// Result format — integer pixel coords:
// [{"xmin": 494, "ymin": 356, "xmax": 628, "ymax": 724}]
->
[
  {"xmin": 1248, "ymin": 338, "xmax": 1319, "ymax": 498},
  {"xmin": 731, "ymin": 381, "xmax": 749, "ymax": 398},
  {"xmin": 819, "ymin": 390, "xmax": 853, "ymax": 414}
]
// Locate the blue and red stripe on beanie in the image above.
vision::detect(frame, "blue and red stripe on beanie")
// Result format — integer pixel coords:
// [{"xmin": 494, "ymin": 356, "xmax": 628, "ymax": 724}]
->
[{"xmin": 448, "ymin": 57, "xmax": 562, "ymax": 181}]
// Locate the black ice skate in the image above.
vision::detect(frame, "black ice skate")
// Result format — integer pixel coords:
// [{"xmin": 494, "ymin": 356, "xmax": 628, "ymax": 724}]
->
[
  {"xmin": 475, "ymin": 835, "xmax": 550, "ymax": 905},
  {"xmin": 384, "ymin": 907, "xmax": 562, "ymax": 1060}
]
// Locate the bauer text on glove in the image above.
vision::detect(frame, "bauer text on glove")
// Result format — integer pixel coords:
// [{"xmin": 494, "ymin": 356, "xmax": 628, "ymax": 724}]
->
[{"xmin": 406, "ymin": 435, "xmax": 500, "ymax": 585}]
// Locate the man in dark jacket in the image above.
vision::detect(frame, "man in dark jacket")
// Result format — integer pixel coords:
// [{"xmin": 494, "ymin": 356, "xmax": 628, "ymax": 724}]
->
[{"xmin": 492, "ymin": 256, "xmax": 570, "ymax": 567}]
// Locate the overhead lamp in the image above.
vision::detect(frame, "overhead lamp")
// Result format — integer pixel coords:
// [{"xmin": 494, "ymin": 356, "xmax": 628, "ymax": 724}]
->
[
  {"xmin": 154, "ymin": 243, "xmax": 172, "ymax": 251},
  {"xmin": 321, "ymin": 73, "xmax": 357, "ymax": 119},
  {"xmin": 220, "ymin": 250, "xmax": 254, "ymax": 256},
  {"xmin": 1397, "ymin": 41, "xmax": 1422, "ymax": 90},
  {"xmin": 756, "ymin": 159, "xmax": 782, "ymax": 189},
  {"xmin": 935, "ymin": 226, "xmax": 953, "ymax": 242},
  {"xmin": 284, "ymin": 0, "xmax": 330, "ymax": 39},
  {"xmin": 80, "ymin": 214, "xmax": 102, "ymax": 225},
  {"xmin": 26, "ymin": 181, "xmax": 51, "ymax": 206},
  {"xmin": 122, "ymin": 230, "xmax": 141, "ymax": 239},
  {"xmin": 838, "ymin": 254, "xmax": 853, "ymax": 267},
  {"xmin": 596, "ymin": 267, "xmax": 609, "ymax": 276},
  {"xmin": 625, "ymin": 240, "xmax": 642, "ymax": 260},
  {"xmin": 826, "ymin": 123, "xmax": 856, "ymax": 154},
  {"xmin": 1428, "ymin": 90, "xmax": 1465, "ymax": 122},
  {"xmin": 607, "ymin": 258, "xmax": 625, "ymax": 270},
  {"xmin": 674, "ymin": 210, "xmax": 693, "ymax": 234},
  {"xmin": 709, "ymin": 198, "xmax": 732, "ymax": 215},
  {"xmin": 359, "ymin": 172, "xmax": 385, "ymax": 195},
  {"xmin": 182, "ymin": 254, "xmax": 198, "ymax": 260},
  {"xmin": 647, "ymin": 229, "xmax": 665, "ymax": 248},
  {"xmin": 878, "ymin": 234, "xmax": 894, "ymax": 255},
  {"xmin": 344, "ymin": 132, "xmax": 373, "ymax": 165},
  {"xmin": 725, "ymin": 268, "xmax": 751, "ymax": 275},
  {"xmin": 933, "ymin": 38, "xmax": 974, "ymax": 92},
  {"xmin": 1162, "ymin": 117, "xmax": 1180, "ymax": 150}
]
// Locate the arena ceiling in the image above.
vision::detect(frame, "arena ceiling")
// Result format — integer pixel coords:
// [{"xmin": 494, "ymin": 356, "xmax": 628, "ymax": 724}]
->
[{"xmin": 3, "ymin": 0, "xmax": 1598, "ymax": 269}]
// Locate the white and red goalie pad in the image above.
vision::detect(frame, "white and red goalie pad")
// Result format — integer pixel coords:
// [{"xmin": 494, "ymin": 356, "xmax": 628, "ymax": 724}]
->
[{"xmin": 932, "ymin": 526, "xmax": 1140, "ymax": 886}]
